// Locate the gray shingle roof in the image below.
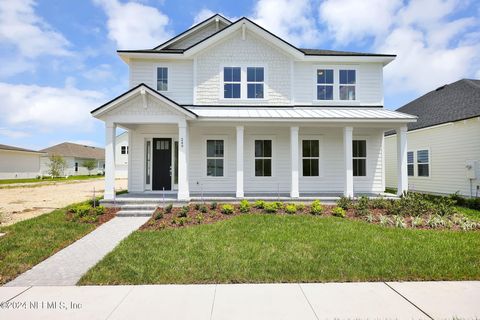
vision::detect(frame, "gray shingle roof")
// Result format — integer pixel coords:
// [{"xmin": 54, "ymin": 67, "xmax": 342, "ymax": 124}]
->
[
  {"xmin": 0, "ymin": 144, "xmax": 42, "ymax": 153},
  {"xmin": 396, "ymin": 79, "xmax": 480, "ymax": 132},
  {"xmin": 300, "ymin": 48, "xmax": 395, "ymax": 57},
  {"xmin": 40, "ymin": 142, "xmax": 105, "ymax": 160}
]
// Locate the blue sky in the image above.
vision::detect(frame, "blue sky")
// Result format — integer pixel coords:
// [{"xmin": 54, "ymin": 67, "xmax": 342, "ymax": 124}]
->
[{"xmin": 0, "ymin": 0, "xmax": 479, "ymax": 150}]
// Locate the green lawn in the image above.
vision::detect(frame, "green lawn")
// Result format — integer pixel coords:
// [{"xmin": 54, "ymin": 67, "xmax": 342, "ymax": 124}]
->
[
  {"xmin": 0, "ymin": 204, "xmax": 96, "ymax": 284},
  {"xmin": 0, "ymin": 175, "xmax": 103, "ymax": 185},
  {"xmin": 79, "ymin": 214, "xmax": 480, "ymax": 285},
  {"xmin": 456, "ymin": 206, "xmax": 480, "ymax": 221}
]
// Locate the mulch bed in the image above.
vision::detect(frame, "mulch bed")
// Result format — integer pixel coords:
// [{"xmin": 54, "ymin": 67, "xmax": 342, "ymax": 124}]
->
[{"xmin": 65, "ymin": 207, "xmax": 119, "ymax": 226}]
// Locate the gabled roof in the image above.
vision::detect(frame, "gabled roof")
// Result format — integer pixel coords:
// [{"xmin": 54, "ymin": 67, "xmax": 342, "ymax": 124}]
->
[
  {"xmin": 40, "ymin": 142, "xmax": 105, "ymax": 160},
  {"xmin": 90, "ymin": 83, "xmax": 197, "ymax": 118},
  {"xmin": 0, "ymin": 144, "xmax": 43, "ymax": 154},
  {"xmin": 395, "ymin": 79, "xmax": 480, "ymax": 132}
]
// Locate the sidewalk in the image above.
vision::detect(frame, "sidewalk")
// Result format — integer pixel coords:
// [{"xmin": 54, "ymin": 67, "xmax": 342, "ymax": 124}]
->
[
  {"xmin": 1, "ymin": 281, "xmax": 478, "ymax": 319},
  {"xmin": 5, "ymin": 217, "xmax": 149, "ymax": 286}
]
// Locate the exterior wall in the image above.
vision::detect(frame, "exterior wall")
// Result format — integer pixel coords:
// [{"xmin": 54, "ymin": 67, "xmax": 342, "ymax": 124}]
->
[
  {"xmin": 0, "ymin": 150, "xmax": 41, "ymax": 179},
  {"xmin": 40, "ymin": 156, "xmax": 104, "ymax": 176},
  {"xmin": 115, "ymin": 132, "xmax": 129, "ymax": 178},
  {"xmin": 129, "ymin": 59, "xmax": 193, "ymax": 104},
  {"xmin": 385, "ymin": 118, "xmax": 480, "ymax": 197}
]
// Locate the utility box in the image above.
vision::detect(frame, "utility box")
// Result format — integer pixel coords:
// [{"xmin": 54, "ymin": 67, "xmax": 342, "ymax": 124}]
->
[{"xmin": 465, "ymin": 160, "xmax": 478, "ymax": 179}]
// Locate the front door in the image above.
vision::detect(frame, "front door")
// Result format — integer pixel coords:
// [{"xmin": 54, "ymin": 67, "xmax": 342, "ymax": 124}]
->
[{"xmin": 152, "ymin": 138, "xmax": 172, "ymax": 190}]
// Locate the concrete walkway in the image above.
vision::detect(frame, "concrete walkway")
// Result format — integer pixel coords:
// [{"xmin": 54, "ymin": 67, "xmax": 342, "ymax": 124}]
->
[
  {"xmin": 0, "ymin": 281, "xmax": 478, "ymax": 319},
  {"xmin": 5, "ymin": 217, "xmax": 149, "ymax": 286}
]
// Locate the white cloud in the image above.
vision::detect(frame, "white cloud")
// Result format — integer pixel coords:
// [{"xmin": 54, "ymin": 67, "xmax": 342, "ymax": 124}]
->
[
  {"xmin": 0, "ymin": 128, "xmax": 31, "ymax": 139},
  {"xmin": 0, "ymin": 82, "xmax": 105, "ymax": 132},
  {"xmin": 93, "ymin": 0, "xmax": 173, "ymax": 49},
  {"xmin": 252, "ymin": 0, "xmax": 320, "ymax": 47},
  {"xmin": 0, "ymin": 0, "xmax": 71, "ymax": 58}
]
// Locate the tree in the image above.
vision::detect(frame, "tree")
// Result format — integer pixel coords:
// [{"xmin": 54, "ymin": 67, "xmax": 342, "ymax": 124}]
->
[
  {"xmin": 48, "ymin": 155, "xmax": 66, "ymax": 177},
  {"xmin": 83, "ymin": 159, "xmax": 97, "ymax": 175}
]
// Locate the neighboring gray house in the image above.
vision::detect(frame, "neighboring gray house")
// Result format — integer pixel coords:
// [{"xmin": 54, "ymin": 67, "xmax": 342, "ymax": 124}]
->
[
  {"xmin": 0, "ymin": 144, "xmax": 44, "ymax": 179},
  {"xmin": 386, "ymin": 79, "xmax": 480, "ymax": 197},
  {"xmin": 40, "ymin": 142, "xmax": 105, "ymax": 176}
]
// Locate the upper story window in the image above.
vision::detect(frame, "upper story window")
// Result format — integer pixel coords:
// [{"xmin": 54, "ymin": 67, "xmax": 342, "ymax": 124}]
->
[
  {"xmin": 223, "ymin": 67, "xmax": 241, "ymax": 98},
  {"xmin": 339, "ymin": 69, "xmax": 356, "ymax": 100},
  {"xmin": 316, "ymin": 69, "xmax": 334, "ymax": 100},
  {"xmin": 157, "ymin": 67, "xmax": 168, "ymax": 91},
  {"xmin": 121, "ymin": 146, "xmax": 128, "ymax": 155},
  {"xmin": 353, "ymin": 140, "xmax": 366, "ymax": 176},
  {"xmin": 247, "ymin": 67, "xmax": 264, "ymax": 99}
]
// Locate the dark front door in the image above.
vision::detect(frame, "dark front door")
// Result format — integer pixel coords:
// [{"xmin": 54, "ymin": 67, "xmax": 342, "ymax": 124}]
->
[{"xmin": 152, "ymin": 138, "xmax": 172, "ymax": 190}]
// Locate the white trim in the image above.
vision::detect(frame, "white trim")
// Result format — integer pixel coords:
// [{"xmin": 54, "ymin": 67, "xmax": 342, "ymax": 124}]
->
[
  {"xmin": 410, "ymin": 147, "xmax": 431, "ymax": 179},
  {"xmin": 193, "ymin": 56, "xmax": 198, "ymax": 104},
  {"xmin": 236, "ymin": 126, "xmax": 244, "ymax": 198}
]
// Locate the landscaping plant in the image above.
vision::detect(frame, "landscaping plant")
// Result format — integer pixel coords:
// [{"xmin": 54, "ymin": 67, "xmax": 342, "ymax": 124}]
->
[
  {"xmin": 239, "ymin": 200, "xmax": 250, "ymax": 213},
  {"xmin": 263, "ymin": 202, "xmax": 278, "ymax": 214},
  {"xmin": 221, "ymin": 204, "xmax": 234, "ymax": 215},
  {"xmin": 310, "ymin": 200, "xmax": 324, "ymax": 215},
  {"xmin": 285, "ymin": 203, "xmax": 297, "ymax": 214}
]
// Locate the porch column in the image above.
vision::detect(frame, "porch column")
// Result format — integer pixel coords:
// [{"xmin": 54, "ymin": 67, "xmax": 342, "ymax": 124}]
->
[
  {"xmin": 396, "ymin": 126, "xmax": 408, "ymax": 196},
  {"xmin": 236, "ymin": 126, "xmax": 244, "ymax": 198},
  {"xmin": 178, "ymin": 121, "xmax": 190, "ymax": 200},
  {"xmin": 104, "ymin": 122, "xmax": 116, "ymax": 200},
  {"xmin": 290, "ymin": 126, "xmax": 299, "ymax": 198},
  {"xmin": 343, "ymin": 126, "xmax": 354, "ymax": 197}
]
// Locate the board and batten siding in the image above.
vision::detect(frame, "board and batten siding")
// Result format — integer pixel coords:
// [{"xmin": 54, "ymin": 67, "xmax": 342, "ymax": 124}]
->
[
  {"xmin": 385, "ymin": 118, "xmax": 480, "ymax": 196},
  {"xmin": 129, "ymin": 59, "xmax": 193, "ymax": 105}
]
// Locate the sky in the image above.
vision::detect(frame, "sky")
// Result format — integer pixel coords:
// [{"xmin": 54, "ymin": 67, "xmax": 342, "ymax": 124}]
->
[{"xmin": 0, "ymin": 0, "xmax": 479, "ymax": 150}]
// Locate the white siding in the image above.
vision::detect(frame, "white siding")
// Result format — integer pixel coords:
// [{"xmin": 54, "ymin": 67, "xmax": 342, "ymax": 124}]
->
[
  {"xmin": 0, "ymin": 150, "xmax": 41, "ymax": 179},
  {"xmin": 129, "ymin": 59, "xmax": 193, "ymax": 104},
  {"xmin": 385, "ymin": 118, "xmax": 480, "ymax": 196},
  {"xmin": 115, "ymin": 132, "xmax": 129, "ymax": 178}
]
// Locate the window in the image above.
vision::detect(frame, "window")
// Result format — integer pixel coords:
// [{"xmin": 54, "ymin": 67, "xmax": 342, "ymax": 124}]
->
[
  {"xmin": 145, "ymin": 141, "xmax": 151, "ymax": 185},
  {"xmin": 247, "ymin": 67, "xmax": 264, "ymax": 99},
  {"xmin": 302, "ymin": 140, "xmax": 319, "ymax": 176},
  {"xmin": 417, "ymin": 150, "xmax": 429, "ymax": 177},
  {"xmin": 339, "ymin": 69, "xmax": 356, "ymax": 100},
  {"xmin": 223, "ymin": 67, "xmax": 241, "ymax": 98},
  {"xmin": 174, "ymin": 141, "xmax": 178, "ymax": 184},
  {"xmin": 353, "ymin": 140, "xmax": 366, "ymax": 176},
  {"xmin": 156, "ymin": 67, "xmax": 168, "ymax": 91},
  {"xmin": 121, "ymin": 146, "xmax": 128, "ymax": 155},
  {"xmin": 407, "ymin": 151, "xmax": 414, "ymax": 176},
  {"xmin": 316, "ymin": 69, "xmax": 334, "ymax": 100},
  {"xmin": 75, "ymin": 162, "xmax": 78, "ymax": 172},
  {"xmin": 255, "ymin": 140, "xmax": 272, "ymax": 176},
  {"xmin": 206, "ymin": 140, "xmax": 224, "ymax": 177}
]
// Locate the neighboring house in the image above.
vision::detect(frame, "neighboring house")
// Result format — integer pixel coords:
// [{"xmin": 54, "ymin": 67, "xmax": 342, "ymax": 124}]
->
[
  {"xmin": 386, "ymin": 79, "xmax": 480, "ymax": 197},
  {"xmin": 115, "ymin": 131, "xmax": 129, "ymax": 178},
  {"xmin": 91, "ymin": 14, "xmax": 415, "ymax": 201},
  {"xmin": 0, "ymin": 144, "xmax": 44, "ymax": 179},
  {"xmin": 40, "ymin": 142, "xmax": 105, "ymax": 176}
]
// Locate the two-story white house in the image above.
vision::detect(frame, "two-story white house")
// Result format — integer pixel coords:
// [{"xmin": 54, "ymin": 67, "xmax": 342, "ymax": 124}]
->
[{"xmin": 92, "ymin": 14, "xmax": 416, "ymax": 201}]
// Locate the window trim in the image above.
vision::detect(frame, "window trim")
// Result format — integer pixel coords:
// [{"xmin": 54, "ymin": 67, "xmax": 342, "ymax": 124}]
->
[
  {"xmin": 246, "ymin": 67, "xmax": 265, "ymax": 100},
  {"xmin": 153, "ymin": 65, "xmax": 170, "ymax": 92},
  {"xmin": 339, "ymin": 69, "xmax": 357, "ymax": 101},
  {"xmin": 300, "ymin": 136, "xmax": 323, "ymax": 178},
  {"xmin": 316, "ymin": 69, "xmax": 334, "ymax": 101},
  {"xmin": 222, "ymin": 66, "xmax": 242, "ymax": 99},
  {"xmin": 312, "ymin": 65, "xmax": 360, "ymax": 105},
  {"xmin": 408, "ymin": 148, "xmax": 431, "ymax": 178},
  {"xmin": 203, "ymin": 136, "xmax": 228, "ymax": 179},
  {"xmin": 352, "ymin": 138, "xmax": 368, "ymax": 178},
  {"xmin": 252, "ymin": 136, "xmax": 275, "ymax": 178},
  {"xmin": 219, "ymin": 64, "xmax": 268, "ymax": 101}
]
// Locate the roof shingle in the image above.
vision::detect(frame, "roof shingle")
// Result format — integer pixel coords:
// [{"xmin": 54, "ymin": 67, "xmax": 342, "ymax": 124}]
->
[{"xmin": 40, "ymin": 142, "xmax": 104, "ymax": 160}]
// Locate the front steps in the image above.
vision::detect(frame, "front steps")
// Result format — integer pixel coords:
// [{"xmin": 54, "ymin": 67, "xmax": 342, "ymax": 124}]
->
[{"xmin": 116, "ymin": 204, "xmax": 157, "ymax": 217}]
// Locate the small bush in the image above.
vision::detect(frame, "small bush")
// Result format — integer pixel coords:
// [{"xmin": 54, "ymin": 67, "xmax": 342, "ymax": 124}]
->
[
  {"xmin": 199, "ymin": 205, "xmax": 208, "ymax": 213},
  {"xmin": 393, "ymin": 215, "xmax": 406, "ymax": 228},
  {"xmin": 296, "ymin": 203, "xmax": 306, "ymax": 211},
  {"xmin": 221, "ymin": 204, "xmax": 234, "ymax": 215},
  {"xmin": 365, "ymin": 214, "xmax": 375, "ymax": 223},
  {"xmin": 332, "ymin": 207, "xmax": 346, "ymax": 218},
  {"xmin": 165, "ymin": 203, "xmax": 173, "ymax": 213},
  {"xmin": 80, "ymin": 215, "xmax": 98, "ymax": 223},
  {"xmin": 211, "ymin": 202, "xmax": 218, "ymax": 210},
  {"xmin": 195, "ymin": 213, "xmax": 204, "ymax": 224},
  {"xmin": 194, "ymin": 203, "xmax": 201, "ymax": 210},
  {"xmin": 254, "ymin": 200, "xmax": 266, "ymax": 209},
  {"xmin": 179, "ymin": 206, "xmax": 189, "ymax": 217},
  {"xmin": 173, "ymin": 217, "xmax": 189, "ymax": 226},
  {"xmin": 337, "ymin": 196, "xmax": 352, "ymax": 210},
  {"xmin": 154, "ymin": 210, "xmax": 164, "ymax": 220},
  {"xmin": 263, "ymin": 202, "xmax": 278, "ymax": 214},
  {"xmin": 370, "ymin": 197, "xmax": 388, "ymax": 209},
  {"xmin": 70, "ymin": 204, "xmax": 91, "ymax": 217},
  {"xmin": 285, "ymin": 203, "xmax": 297, "ymax": 214},
  {"xmin": 427, "ymin": 215, "xmax": 445, "ymax": 228},
  {"xmin": 379, "ymin": 215, "xmax": 391, "ymax": 226},
  {"xmin": 411, "ymin": 216, "xmax": 423, "ymax": 227},
  {"xmin": 239, "ymin": 200, "xmax": 250, "ymax": 213},
  {"xmin": 310, "ymin": 200, "xmax": 324, "ymax": 215}
]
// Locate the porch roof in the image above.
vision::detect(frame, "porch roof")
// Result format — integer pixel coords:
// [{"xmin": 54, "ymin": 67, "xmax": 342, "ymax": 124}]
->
[{"xmin": 185, "ymin": 106, "xmax": 417, "ymax": 122}]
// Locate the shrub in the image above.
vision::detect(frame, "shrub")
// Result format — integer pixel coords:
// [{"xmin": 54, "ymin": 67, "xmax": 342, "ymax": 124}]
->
[
  {"xmin": 393, "ymin": 215, "xmax": 406, "ymax": 228},
  {"xmin": 427, "ymin": 215, "xmax": 445, "ymax": 229},
  {"xmin": 80, "ymin": 215, "xmax": 98, "ymax": 223},
  {"xmin": 70, "ymin": 204, "xmax": 91, "ymax": 217},
  {"xmin": 179, "ymin": 206, "xmax": 189, "ymax": 217},
  {"xmin": 336, "ymin": 196, "xmax": 352, "ymax": 210},
  {"xmin": 431, "ymin": 197, "xmax": 457, "ymax": 216},
  {"xmin": 332, "ymin": 207, "xmax": 346, "ymax": 218},
  {"xmin": 211, "ymin": 202, "xmax": 218, "ymax": 210},
  {"xmin": 310, "ymin": 200, "xmax": 324, "ymax": 215},
  {"xmin": 264, "ymin": 202, "xmax": 278, "ymax": 214},
  {"xmin": 173, "ymin": 217, "xmax": 189, "ymax": 226},
  {"xmin": 195, "ymin": 213, "xmax": 204, "ymax": 224},
  {"xmin": 296, "ymin": 203, "xmax": 306, "ymax": 211},
  {"xmin": 165, "ymin": 203, "xmax": 173, "ymax": 213},
  {"xmin": 387, "ymin": 193, "xmax": 433, "ymax": 217},
  {"xmin": 239, "ymin": 200, "xmax": 250, "ymax": 213},
  {"xmin": 379, "ymin": 215, "xmax": 392, "ymax": 226},
  {"xmin": 92, "ymin": 206, "xmax": 105, "ymax": 216},
  {"xmin": 411, "ymin": 216, "xmax": 423, "ymax": 227},
  {"xmin": 365, "ymin": 214, "xmax": 375, "ymax": 223},
  {"xmin": 285, "ymin": 203, "xmax": 297, "ymax": 214},
  {"xmin": 254, "ymin": 200, "xmax": 266, "ymax": 209},
  {"xmin": 194, "ymin": 203, "xmax": 201, "ymax": 210},
  {"xmin": 199, "ymin": 205, "xmax": 208, "ymax": 213},
  {"xmin": 221, "ymin": 204, "xmax": 234, "ymax": 215},
  {"xmin": 154, "ymin": 210, "xmax": 164, "ymax": 220},
  {"xmin": 370, "ymin": 197, "xmax": 388, "ymax": 209}
]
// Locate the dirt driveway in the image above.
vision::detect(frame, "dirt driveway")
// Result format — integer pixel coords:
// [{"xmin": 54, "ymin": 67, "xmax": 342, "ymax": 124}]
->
[{"xmin": 0, "ymin": 179, "xmax": 127, "ymax": 226}]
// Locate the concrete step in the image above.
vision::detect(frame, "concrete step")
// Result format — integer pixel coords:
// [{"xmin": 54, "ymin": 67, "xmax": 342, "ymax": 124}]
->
[
  {"xmin": 118, "ymin": 204, "xmax": 158, "ymax": 211},
  {"xmin": 116, "ymin": 210, "xmax": 154, "ymax": 217}
]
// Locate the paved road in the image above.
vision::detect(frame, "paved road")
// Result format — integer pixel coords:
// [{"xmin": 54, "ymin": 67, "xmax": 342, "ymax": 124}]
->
[
  {"xmin": 0, "ymin": 281, "xmax": 478, "ymax": 319},
  {"xmin": 5, "ymin": 217, "xmax": 149, "ymax": 286}
]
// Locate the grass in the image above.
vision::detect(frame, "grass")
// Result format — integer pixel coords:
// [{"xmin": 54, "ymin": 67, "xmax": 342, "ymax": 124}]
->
[
  {"xmin": 0, "ymin": 203, "xmax": 96, "ymax": 284},
  {"xmin": 457, "ymin": 206, "xmax": 480, "ymax": 221},
  {"xmin": 0, "ymin": 175, "xmax": 103, "ymax": 185},
  {"xmin": 79, "ymin": 214, "xmax": 480, "ymax": 285}
]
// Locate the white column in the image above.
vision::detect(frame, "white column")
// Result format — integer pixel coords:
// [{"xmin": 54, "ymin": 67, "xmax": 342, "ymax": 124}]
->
[
  {"xmin": 178, "ymin": 121, "xmax": 190, "ymax": 200},
  {"xmin": 343, "ymin": 126, "xmax": 354, "ymax": 197},
  {"xmin": 236, "ymin": 126, "xmax": 244, "ymax": 198},
  {"xmin": 396, "ymin": 126, "xmax": 408, "ymax": 196},
  {"xmin": 290, "ymin": 126, "xmax": 299, "ymax": 198},
  {"xmin": 104, "ymin": 122, "xmax": 116, "ymax": 200}
]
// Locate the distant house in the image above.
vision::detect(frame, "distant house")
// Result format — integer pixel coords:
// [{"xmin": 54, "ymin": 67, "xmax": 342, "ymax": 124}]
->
[
  {"xmin": 386, "ymin": 79, "xmax": 480, "ymax": 197},
  {"xmin": 0, "ymin": 144, "xmax": 44, "ymax": 179},
  {"xmin": 40, "ymin": 142, "xmax": 105, "ymax": 176},
  {"xmin": 115, "ymin": 132, "xmax": 129, "ymax": 178}
]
